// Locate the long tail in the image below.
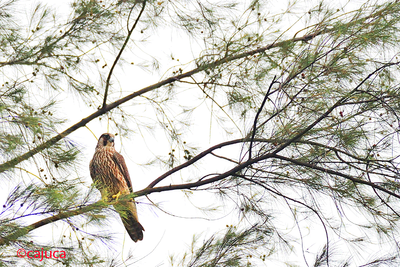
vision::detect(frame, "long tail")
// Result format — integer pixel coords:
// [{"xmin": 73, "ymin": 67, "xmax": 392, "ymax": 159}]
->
[{"xmin": 114, "ymin": 201, "xmax": 144, "ymax": 242}]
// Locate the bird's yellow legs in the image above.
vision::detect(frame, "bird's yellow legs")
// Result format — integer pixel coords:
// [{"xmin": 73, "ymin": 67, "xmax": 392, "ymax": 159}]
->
[{"xmin": 112, "ymin": 191, "xmax": 122, "ymax": 201}]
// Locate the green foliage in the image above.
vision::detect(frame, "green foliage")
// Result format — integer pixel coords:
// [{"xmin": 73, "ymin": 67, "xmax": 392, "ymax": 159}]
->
[
  {"xmin": 1, "ymin": 0, "xmax": 400, "ymax": 266},
  {"xmin": 172, "ymin": 225, "xmax": 274, "ymax": 267}
]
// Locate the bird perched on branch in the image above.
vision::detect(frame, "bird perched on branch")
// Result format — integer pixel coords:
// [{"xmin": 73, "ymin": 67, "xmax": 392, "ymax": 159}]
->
[{"xmin": 89, "ymin": 133, "xmax": 144, "ymax": 242}]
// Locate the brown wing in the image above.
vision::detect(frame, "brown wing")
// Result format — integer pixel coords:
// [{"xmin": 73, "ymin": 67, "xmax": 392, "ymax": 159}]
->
[
  {"xmin": 89, "ymin": 158, "xmax": 102, "ymax": 191},
  {"xmin": 112, "ymin": 151, "xmax": 133, "ymax": 193},
  {"xmin": 111, "ymin": 151, "xmax": 144, "ymax": 242}
]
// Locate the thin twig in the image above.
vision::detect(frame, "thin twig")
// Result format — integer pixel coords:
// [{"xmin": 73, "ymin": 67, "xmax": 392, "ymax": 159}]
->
[
  {"xmin": 102, "ymin": 1, "xmax": 147, "ymax": 109},
  {"xmin": 248, "ymin": 76, "xmax": 277, "ymax": 161}
]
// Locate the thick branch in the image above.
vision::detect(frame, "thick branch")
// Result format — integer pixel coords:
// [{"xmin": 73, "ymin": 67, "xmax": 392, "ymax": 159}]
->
[
  {"xmin": 2, "ymin": 143, "xmax": 399, "ymax": 245},
  {"xmin": 144, "ymin": 132, "xmax": 396, "ymax": 189},
  {"xmin": 0, "ymin": 31, "xmax": 327, "ymax": 173}
]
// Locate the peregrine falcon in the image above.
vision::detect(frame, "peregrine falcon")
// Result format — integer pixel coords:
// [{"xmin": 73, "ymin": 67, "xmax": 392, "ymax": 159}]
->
[{"xmin": 89, "ymin": 133, "xmax": 144, "ymax": 242}]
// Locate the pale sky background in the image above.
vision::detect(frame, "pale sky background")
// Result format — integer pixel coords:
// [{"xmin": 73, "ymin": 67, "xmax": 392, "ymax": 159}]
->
[
  {"xmin": 3, "ymin": 0, "xmax": 251, "ymax": 265},
  {"xmin": 1, "ymin": 0, "xmax": 390, "ymax": 266}
]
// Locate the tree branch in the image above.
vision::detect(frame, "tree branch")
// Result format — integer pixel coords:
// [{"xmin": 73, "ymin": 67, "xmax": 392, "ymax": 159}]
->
[
  {"xmin": 0, "ymin": 30, "xmax": 328, "ymax": 173},
  {"xmin": 147, "ymin": 138, "xmax": 248, "ymax": 188},
  {"xmin": 2, "ymin": 140, "xmax": 399, "ymax": 245}
]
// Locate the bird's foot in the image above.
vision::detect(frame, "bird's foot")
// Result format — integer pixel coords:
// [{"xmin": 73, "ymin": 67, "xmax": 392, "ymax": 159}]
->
[{"xmin": 112, "ymin": 191, "xmax": 122, "ymax": 201}]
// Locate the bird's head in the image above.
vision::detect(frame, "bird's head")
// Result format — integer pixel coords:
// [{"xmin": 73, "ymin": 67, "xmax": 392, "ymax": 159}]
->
[{"xmin": 97, "ymin": 133, "xmax": 115, "ymax": 148}]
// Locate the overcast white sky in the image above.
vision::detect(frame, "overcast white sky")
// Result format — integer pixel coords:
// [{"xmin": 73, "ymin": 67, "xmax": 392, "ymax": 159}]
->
[
  {"xmin": 3, "ymin": 0, "xmax": 252, "ymax": 265},
  {"xmin": 1, "ymin": 0, "xmax": 387, "ymax": 266}
]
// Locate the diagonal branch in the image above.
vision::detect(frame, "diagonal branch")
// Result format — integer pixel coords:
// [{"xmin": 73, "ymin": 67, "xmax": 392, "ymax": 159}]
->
[
  {"xmin": 147, "ymin": 138, "xmax": 248, "ymax": 188},
  {"xmin": 0, "ymin": 30, "xmax": 328, "ymax": 173},
  {"xmin": 3, "ymin": 146, "xmax": 399, "ymax": 245}
]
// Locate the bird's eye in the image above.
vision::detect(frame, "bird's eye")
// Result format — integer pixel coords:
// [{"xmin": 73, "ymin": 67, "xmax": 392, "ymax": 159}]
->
[{"xmin": 101, "ymin": 134, "xmax": 109, "ymax": 146}]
